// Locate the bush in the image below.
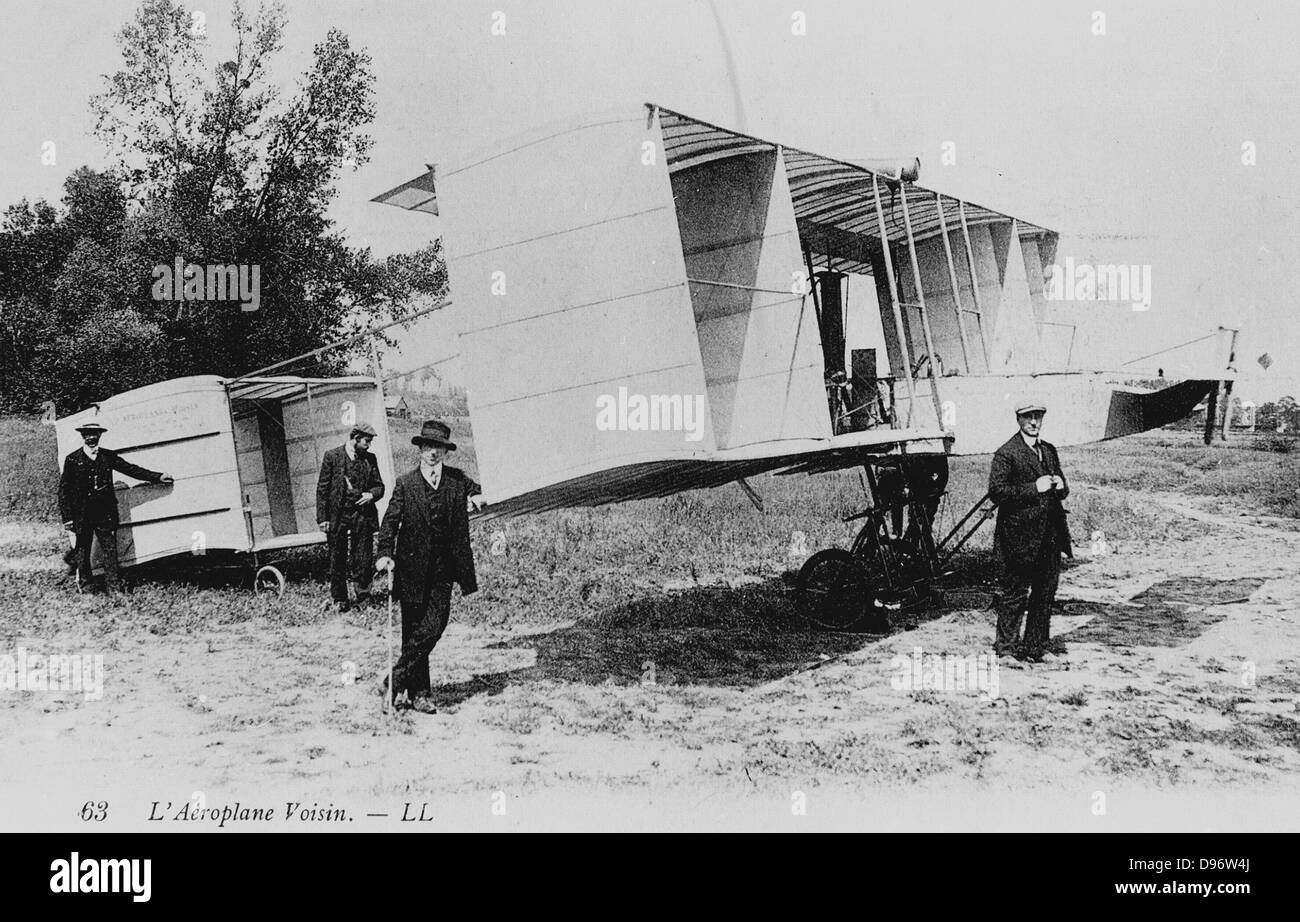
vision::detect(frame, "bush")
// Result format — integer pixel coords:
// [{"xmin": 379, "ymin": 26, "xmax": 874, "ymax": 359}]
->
[{"xmin": 1252, "ymin": 435, "xmax": 1296, "ymax": 454}]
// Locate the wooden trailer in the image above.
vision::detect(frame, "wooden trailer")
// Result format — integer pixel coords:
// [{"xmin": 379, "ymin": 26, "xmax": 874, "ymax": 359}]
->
[{"xmin": 54, "ymin": 374, "xmax": 396, "ymax": 592}]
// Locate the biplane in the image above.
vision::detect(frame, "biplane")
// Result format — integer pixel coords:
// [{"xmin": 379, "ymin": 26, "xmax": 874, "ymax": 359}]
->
[
  {"xmin": 374, "ymin": 102, "xmax": 1228, "ymax": 627},
  {"xmin": 375, "ymin": 103, "xmax": 1222, "ymax": 495}
]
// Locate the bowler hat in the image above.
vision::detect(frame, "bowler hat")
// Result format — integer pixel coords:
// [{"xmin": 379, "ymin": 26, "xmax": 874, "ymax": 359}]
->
[
  {"xmin": 75, "ymin": 422, "xmax": 108, "ymax": 435},
  {"xmin": 412, "ymin": 419, "xmax": 456, "ymax": 450}
]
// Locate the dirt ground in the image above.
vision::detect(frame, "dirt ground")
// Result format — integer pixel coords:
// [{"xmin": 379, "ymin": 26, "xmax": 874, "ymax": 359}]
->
[{"xmin": 2, "ymin": 476, "xmax": 1299, "ymax": 831}]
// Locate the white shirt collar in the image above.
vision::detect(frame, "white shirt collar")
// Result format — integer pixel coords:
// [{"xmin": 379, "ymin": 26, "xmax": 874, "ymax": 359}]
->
[
  {"xmin": 345, "ymin": 442, "xmax": 356, "ymax": 461},
  {"xmin": 82, "ymin": 445, "xmax": 100, "ymax": 460},
  {"xmin": 1021, "ymin": 433, "xmax": 1040, "ymax": 452},
  {"xmin": 420, "ymin": 460, "xmax": 443, "ymax": 487}
]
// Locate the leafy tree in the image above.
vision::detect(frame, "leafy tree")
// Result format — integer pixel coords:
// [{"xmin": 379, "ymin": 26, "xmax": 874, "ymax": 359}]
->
[
  {"xmin": 1277, "ymin": 396, "xmax": 1300, "ymax": 432},
  {"xmin": 0, "ymin": 0, "xmax": 444, "ymax": 414}
]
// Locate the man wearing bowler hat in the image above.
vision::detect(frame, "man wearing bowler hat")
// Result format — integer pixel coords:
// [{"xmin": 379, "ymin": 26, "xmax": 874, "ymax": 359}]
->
[
  {"xmin": 988, "ymin": 401, "xmax": 1073, "ymax": 662},
  {"xmin": 317, "ymin": 422, "xmax": 386, "ymax": 611},
  {"xmin": 376, "ymin": 420, "xmax": 486, "ymax": 712},
  {"xmin": 58, "ymin": 422, "xmax": 174, "ymax": 594}
]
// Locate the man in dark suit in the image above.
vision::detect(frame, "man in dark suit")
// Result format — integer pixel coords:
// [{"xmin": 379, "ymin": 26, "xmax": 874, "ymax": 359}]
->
[
  {"xmin": 59, "ymin": 422, "xmax": 173, "ymax": 594},
  {"xmin": 376, "ymin": 419, "xmax": 485, "ymax": 713},
  {"xmin": 316, "ymin": 422, "xmax": 385, "ymax": 611},
  {"xmin": 988, "ymin": 402, "xmax": 1073, "ymax": 662}
]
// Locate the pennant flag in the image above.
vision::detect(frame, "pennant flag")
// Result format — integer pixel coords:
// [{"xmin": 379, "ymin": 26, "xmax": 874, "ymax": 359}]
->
[{"xmin": 1257, "ymin": 353, "xmax": 1273, "ymax": 370}]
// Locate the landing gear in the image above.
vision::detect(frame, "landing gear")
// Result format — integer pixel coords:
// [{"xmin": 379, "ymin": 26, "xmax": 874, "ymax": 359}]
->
[{"xmin": 795, "ymin": 455, "xmax": 958, "ymax": 632}]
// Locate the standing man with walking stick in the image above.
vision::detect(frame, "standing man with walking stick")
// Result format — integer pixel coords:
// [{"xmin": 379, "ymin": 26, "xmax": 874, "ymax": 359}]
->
[{"xmin": 375, "ymin": 420, "xmax": 485, "ymax": 714}]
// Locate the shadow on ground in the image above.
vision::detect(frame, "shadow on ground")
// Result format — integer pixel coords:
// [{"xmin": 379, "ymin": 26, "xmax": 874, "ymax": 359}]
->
[
  {"xmin": 1058, "ymin": 576, "xmax": 1266, "ymax": 647},
  {"xmin": 426, "ymin": 555, "xmax": 1008, "ymax": 708},
  {"xmin": 430, "ymin": 578, "xmax": 878, "ymax": 707}
]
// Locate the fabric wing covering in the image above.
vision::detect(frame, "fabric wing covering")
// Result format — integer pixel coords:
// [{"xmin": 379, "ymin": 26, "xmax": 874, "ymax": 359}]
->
[{"xmin": 374, "ymin": 104, "xmax": 1060, "ymax": 516}]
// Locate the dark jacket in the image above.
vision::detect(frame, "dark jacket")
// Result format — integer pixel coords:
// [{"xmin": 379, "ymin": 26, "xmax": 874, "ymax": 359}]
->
[
  {"xmin": 59, "ymin": 447, "xmax": 165, "ymax": 527},
  {"xmin": 988, "ymin": 433, "xmax": 1073, "ymax": 565},
  {"xmin": 315, "ymin": 444, "xmax": 385, "ymax": 528},
  {"xmin": 377, "ymin": 465, "xmax": 480, "ymax": 600}
]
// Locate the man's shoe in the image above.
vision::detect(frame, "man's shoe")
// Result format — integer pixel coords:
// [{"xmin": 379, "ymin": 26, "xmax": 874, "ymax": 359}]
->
[
  {"xmin": 333, "ymin": 599, "xmax": 351, "ymax": 613},
  {"xmin": 379, "ymin": 678, "xmax": 411, "ymax": 714},
  {"xmin": 1046, "ymin": 638, "xmax": 1068, "ymax": 655},
  {"xmin": 409, "ymin": 696, "xmax": 438, "ymax": 715}
]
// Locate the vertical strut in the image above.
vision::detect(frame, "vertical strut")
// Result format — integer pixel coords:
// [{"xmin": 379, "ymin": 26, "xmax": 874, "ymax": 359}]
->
[{"xmin": 872, "ymin": 174, "xmax": 917, "ymax": 428}]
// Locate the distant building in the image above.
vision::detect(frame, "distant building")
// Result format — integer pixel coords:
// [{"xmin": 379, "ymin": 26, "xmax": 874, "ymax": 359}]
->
[
  {"xmin": 384, "ymin": 394, "xmax": 410, "ymax": 420},
  {"xmin": 1239, "ymin": 400, "xmax": 1257, "ymax": 431},
  {"xmin": 1174, "ymin": 397, "xmax": 1258, "ymax": 432}
]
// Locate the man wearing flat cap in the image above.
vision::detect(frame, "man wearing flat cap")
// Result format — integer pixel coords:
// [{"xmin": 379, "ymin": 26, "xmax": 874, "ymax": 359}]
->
[
  {"xmin": 316, "ymin": 422, "xmax": 385, "ymax": 610},
  {"xmin": 988, "ymin": 402, "xmax": 1073, "ymax": 662},
  {"xmin": 58, "ymin": 422, "xmax": 174, "ymax": 594},
  {"xmin": 376, "ymin": 419, "xmax": 485, "ymax": 713}
]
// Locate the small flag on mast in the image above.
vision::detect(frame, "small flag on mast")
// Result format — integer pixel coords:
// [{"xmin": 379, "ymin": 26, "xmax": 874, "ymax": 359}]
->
[{"xmin": 1258, "ymin": 353, "xmax": 1273, "ymax": 370}]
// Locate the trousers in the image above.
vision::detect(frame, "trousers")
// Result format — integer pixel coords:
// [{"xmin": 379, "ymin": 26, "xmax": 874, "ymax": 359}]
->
[
  {"xmin": 328, "ymin": 518, "xmax": 376, "ymax": 602},
  {"xmin": 74, "ymin": 522, "xmax": 121, "ymax": 593},
  {"xmin": 392, "ymin": 583, "xmax": 453, "ymax": 699},
  {"xmin": 994, "ymin": 529, "xmax": 1062, "ymax": 656}
]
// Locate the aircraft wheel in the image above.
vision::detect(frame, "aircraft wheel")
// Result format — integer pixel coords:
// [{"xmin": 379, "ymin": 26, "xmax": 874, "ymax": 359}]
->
[
  {"xmin": 255, "ymin": 564, "xmax": 286, "ymax": 596},
  {"xmin": 796, "ymin": 549, "xmax": 870, "ymax": 631}
]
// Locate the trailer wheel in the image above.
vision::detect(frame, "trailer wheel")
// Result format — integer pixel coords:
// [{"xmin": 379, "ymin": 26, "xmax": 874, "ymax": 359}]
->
[
  {"xmin": 255, "ymin": 564, "xmax": 286, "ymax": 596},
  {"xmin": 796, "ymin": 549, "xmax": 869, "ymax": 631}
]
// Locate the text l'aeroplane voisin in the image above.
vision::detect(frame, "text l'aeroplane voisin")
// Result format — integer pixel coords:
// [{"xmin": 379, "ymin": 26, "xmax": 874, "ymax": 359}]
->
[{"xmin": 373, "ymin": 103, "xmax": 1228, "ymax": 527}]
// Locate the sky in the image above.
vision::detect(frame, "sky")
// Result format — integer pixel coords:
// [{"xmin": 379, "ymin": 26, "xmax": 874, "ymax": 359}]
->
[{"xmin": 2, "ymin": 0, "xmax": 1298, "ymax": 400}]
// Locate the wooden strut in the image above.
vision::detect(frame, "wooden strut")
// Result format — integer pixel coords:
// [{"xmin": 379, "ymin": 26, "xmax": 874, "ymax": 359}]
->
[
  {"xmin": 303, "ymin": 382, "xmax": 321, "ymax": 483},
  {"xmin": 957, "ymin": 201, "xmax": 991, "ymax": 366},
  {"xmin": 802, "ymin": 243, "xmax": 823, "ymax": 328},
  {"xmin": 871, "ymin": 174, "xmax": 918, "ymax": 429},
  {"xmin": 934, "ymin": 193, "xmax": 974, "ymax": 374},
  {"xmin": 1036, "ymin": 321, "xmax": 1077, "ymax": 370},
  {"xmin": 1203, "ymin": 382, "xmax": 1220, "ymax": 446},
  {"xmin": 1219, "ymin": 326, "xmax": 1239, "ymax": 441},
  {"xmin": 736, "ymin": 478, "xmax": 764, "ymax": 512},
  {"xmin": 898, "ymin": 182, "xmax": 946, "ymax": 429}
]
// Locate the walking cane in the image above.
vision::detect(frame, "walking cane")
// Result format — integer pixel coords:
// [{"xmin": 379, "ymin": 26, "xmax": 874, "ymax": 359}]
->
[{"xmin": 385, "ymin": 560, "xmax": 395, "ymax": 720}]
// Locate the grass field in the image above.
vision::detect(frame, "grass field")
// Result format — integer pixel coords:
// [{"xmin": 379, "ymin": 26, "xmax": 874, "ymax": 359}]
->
[{"xmin": 5, "ymin": 416, "xmax": 1297, "ymax": 629}]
